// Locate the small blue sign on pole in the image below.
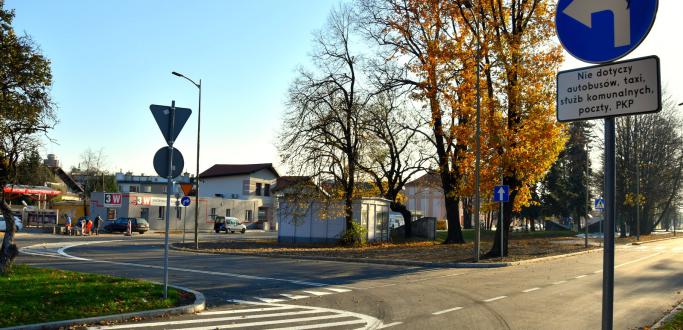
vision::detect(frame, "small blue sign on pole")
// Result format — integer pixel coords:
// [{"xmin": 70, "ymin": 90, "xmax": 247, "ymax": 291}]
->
[
  {"xmin": 555, "ymin": 0, "xmax": 659, "ymax": 63},
  {"xmin": 180, "ymin": 196, "xmax": 191, "ymax": 207},
  {"xmin": 493, "ymin": 185, "xmax": 510, "ymax": 203},
  {"xmin": 595, "ymin": 197, "xmax": 606, "ymax": 211}
]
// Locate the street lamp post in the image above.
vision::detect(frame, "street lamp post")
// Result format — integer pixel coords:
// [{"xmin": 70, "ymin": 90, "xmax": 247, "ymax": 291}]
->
[
  {"xmin": 172, "ymin": 71, "xmax": 202, "ymax": 250},
  {"xmin": 462, "ymin": 0, "xmax": 481, "ymax": 263}
]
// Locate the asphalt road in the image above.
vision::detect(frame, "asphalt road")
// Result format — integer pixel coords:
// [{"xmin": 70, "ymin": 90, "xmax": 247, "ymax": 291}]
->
[{"xmin": 15, "ymin": 231, "xmax": 683, "ymax": 329}]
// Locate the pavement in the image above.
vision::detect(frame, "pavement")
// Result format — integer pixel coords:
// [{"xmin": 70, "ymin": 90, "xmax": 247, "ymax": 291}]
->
[{"xmin": 13, "ymin": 231, "xmax": 683, "ymax": 329}]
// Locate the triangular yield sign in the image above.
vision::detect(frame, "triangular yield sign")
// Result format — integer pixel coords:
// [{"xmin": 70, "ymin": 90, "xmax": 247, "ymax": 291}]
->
[
  {"xmin": 150, "ymin": 104, "xmax": 192, "ymax": 145},
  {"xmin": 180, "ymin": 183, "xmax": 193, "ymax": 196}
]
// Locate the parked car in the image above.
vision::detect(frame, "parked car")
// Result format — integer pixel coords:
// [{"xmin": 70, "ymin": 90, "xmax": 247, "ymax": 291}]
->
[
  {"xmin": 104, "ymin": 217, "xmax": 149, "ymax": 234},
  {"xmin": 0, "ymin": 215, "xmax": 23, "ymax": 232},
  {"xmin": 214, "ymin": 216, "xmax": 246, "ymax": 234}
]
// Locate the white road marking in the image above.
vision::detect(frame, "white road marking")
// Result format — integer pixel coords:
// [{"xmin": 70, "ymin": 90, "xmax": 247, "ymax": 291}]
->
[
  {"xmin": 483, "ymin": 296, "xmax": 507, "ymax": 302},
  {"xmin": 157, "ymin": 314, "xmax": 352, "ymax": 330},
  {"xmin": 302, "ymin": 290, "xmax": 332, "ymax": 296},
  {"xmin": 256, "ymin": 297, "xmax": 287, "ymax": 303},
  {"xmin": 266, "ymin": 319, "xmax": 368, "ymax": 330},
  {"xmin": 594, "ymin": 270, "xmax": 602, "ymax": 274},
  {"xmin": 30, "ymin": 241, "xmax": 334, "ymax": 288},
  {"xmin": 326, "ymin": 287, "xmax": 352, "ymax": 293},
  {"xmin": 614, "ymin": 252, "xmax": 662, "ymax": 269},
  {"xmin": 198, "ymin": 306, "xmax": 294, "ymax": 315},
  {"xmin": 522, "ymin": 288, "xmax": 540, "ymax": 293},
  {"xmin": 91, "ymin": 309, "xmax": 330, "ymax": 329},
  {"xmin": 553, "ymin": 281, "xmax": 568, "ymax": 285},
  {"xmin": 377, "ymin": 321, "xmax": 404, "ymax": 328},
  {"xmin": 432, "ymin": 307, "xmax": 463, "ymax": 315},
  {"xmin": 575, "ymin": 275, "xmax": 588, "ymax": 279},
  {"xmin": 280, "ymin": 294, "xmax": 309, "ymax": 300}
]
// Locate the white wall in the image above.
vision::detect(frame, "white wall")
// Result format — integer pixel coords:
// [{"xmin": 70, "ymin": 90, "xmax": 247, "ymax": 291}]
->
[{"xmin": 200, "ymin": 175, "xmax": 247, "ymax": 199}]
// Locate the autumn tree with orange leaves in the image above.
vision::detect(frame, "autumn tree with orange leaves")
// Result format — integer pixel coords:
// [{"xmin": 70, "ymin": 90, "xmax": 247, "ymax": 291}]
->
[
  {"xmin": 359, "ymin": 0, "xmax": 566, "ymax": 251},
  {"xmin": 457, "ymin": 0, "xmax": 566, "ymax": 257}
]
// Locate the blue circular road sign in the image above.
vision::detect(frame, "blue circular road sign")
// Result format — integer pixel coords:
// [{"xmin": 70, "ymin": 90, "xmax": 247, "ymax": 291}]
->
[
  {"xmin": 180, "ymin": 196, "xmax": 191, "ymax": 207},
  {"xmin": 556, "ymin": 0, "xmax": 658, "ymax": 63}
]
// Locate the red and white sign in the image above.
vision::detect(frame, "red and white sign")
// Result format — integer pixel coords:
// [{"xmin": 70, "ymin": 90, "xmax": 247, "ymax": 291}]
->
[{"xmin": 104, "ymin": 193, "xmax": 122, "ymax": 207}]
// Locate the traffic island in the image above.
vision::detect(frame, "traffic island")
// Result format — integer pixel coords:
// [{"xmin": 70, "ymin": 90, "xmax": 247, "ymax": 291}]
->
[
  {"xmin": 172, "ymin": 230, "xmax": 601, "ymax": 267},
  {"xmin": 0, "ymin": 265, "xmax": 204, "ymax": 329}
]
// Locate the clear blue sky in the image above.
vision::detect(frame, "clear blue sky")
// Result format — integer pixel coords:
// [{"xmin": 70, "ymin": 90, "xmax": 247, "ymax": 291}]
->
[
  {"xmin": 6, "ymin": 0, "xmax": 338, "ymax": 175},
  {"xmin": 5, "ymin": 0, "xmax": 683, "ymax": 176}
]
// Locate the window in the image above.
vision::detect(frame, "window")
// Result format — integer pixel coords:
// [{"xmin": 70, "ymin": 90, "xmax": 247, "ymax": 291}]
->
[
  {"xmin": 264, "ymin": 184, "xmax": 271, "ymax": 197},
  {"xmin": 157, "ymin": 206, "xmax": 165, "ymax": 220},
  {"xmin": 141, "ymin": 208, "xmax": 149, "ymax": 220},
  {"xmin": 225, "ymin": 209, "xmax": 231, "ymax": 217},
  {"xmin": 176, "ymin": 207, "xmax": 181, "ymax": 219},
  {"xmin": 129, "ymin": 185, "xmax": 138, "ymax": 192},
  {"xmin": 210, "ymin": 208, "xmax": 216, "ymax": 217},
  {"xmin": 107, "ymin": 208, "xmax": 116, "ymax": 220},
  {"xmin": 258, "ymin": 207, "xmax": 267, "ymax": 222},
  {"xmin": 245, "ymin": 210, "xmax": 253, "ymax": 222},
  {"xmin": 255, "ymin": 183, "xmax": 262, "ymax": 196}
]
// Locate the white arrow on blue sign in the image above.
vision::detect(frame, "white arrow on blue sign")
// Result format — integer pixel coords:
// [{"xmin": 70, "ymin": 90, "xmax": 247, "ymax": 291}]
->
[
  {"xmin": 493, "ymin": 185, "xmax": 510, "ymax": 203},
  {"xmin": 180, "ymin": 196, "xmax": 191, "ymax": 207},
  {"xmin": 556, "ymin": 0, "xmax": 658, "ymax": 63}
]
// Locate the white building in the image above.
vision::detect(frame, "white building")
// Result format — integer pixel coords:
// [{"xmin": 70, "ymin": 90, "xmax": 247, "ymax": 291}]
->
[
  {"xmin": 405, "ymin": 172, "xmax": 464, "ymax": 227},
  {"xmin": 198, "ymin": 163, "xmax": 279, "ymax": 229}
]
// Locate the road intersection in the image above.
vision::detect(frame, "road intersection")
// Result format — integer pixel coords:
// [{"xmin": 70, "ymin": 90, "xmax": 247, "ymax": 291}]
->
[{"xmin": 16, "ymin": 232, "xmax": 683, "ymax": 329}]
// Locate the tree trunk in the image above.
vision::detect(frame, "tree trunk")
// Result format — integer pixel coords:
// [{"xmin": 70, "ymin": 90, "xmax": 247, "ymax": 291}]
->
[
  {"xmin": 463, "ymin": 198, "xmax": 473, "ymax": 229},
  {"xmin": 530, "ymin": 217, "xmax": 536, "ymax": 232},
  {"xmin": 0, "ymin": 199, "xmax": 18, "ymax": 274},
  {"xmin": 390, "ymin": 202, "xmax": 412, "ymax": 239},
  {"xmin": 443, "ymin": 195, "xmax": 464, "ymax": 243}
]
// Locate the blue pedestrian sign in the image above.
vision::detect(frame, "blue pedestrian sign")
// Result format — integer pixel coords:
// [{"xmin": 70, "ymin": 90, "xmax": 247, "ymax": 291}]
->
[
  {"xmin": 595, "ymin": 197, "xmax": 605, "ymax": 211},
  {"xmin": 493, "ymin": 185, "xmax": 510, "ymax": 203},
  {"xmin": 180, "ymin": 196, "xmax": 191, "ymax": 207},
  {"xmin": 556, "ymin": 0, "xmax": 659, "ymax": 63}
]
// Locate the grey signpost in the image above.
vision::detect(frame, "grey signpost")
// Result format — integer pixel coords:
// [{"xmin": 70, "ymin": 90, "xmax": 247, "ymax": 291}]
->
[
  {"xmin": 556, "ymin": 1, "xmax": 659, "ymax": 328},
  {"xmin": 150, "ymin": 102, "xmax": 192, "ymax": 298}
]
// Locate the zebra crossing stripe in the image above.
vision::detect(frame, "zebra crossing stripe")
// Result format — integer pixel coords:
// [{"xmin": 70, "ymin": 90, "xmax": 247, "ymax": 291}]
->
[
  {"xmin": 265, "ymin": 319, "xmax": 368, "ymax": 330},
  {"xmin": 255, "ymin": 297, "xmax": 287, "ymax": 303},
  {"xmin": 280, "ymin": 294, "xmax": 309, "ymax": 300},
  {"xmin": 326, "ymin": 288, "xmax": 352, "ymax": 293},
  {"xmin": 164, "ymin": 314, "xmax": 352, "ymax": 330},
  {"xmin": 302, "ymin": 290, "xmax": 332, "ymax": 296},
  {"xmin": 198, "ymin": 306, "xmax": 294, "ymax": 316},
  {"xmin": 89, "ymin": 309, "xmax": 330, "ymax": 329}
]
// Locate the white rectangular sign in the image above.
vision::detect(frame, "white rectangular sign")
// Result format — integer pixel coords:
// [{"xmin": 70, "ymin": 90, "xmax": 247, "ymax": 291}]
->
[{"xmin": 556, "ymin": 56, "xmax": 661, "ymax": 122}]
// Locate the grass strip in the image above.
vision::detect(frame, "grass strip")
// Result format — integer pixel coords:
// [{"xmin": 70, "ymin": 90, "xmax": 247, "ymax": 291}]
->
[
  {"xmin": 657, "ymin": 308, "xmax": 683, "ymax": 330},
  {"xmin": 0, "ymin": 265, "xmax": 181, "ymax": 327}
]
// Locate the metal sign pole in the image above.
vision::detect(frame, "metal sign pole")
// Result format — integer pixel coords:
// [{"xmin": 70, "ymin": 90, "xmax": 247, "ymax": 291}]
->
[
  {"xmin": 500, "ymin": 200, "xmax": 504, "ymax": 259},
  {"xmin": 163, "ymin": 101, "xmax": 176, "ymax": 299},
  {"xmin": 602, "ymin": 117, "xmax": 616, "ymax": 330}
]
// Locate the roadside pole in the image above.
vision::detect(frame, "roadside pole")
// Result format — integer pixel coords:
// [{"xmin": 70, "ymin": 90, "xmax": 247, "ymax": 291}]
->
[
  {"xmin": 162, "ymin": 101, "xmax": 176, "ymax": 299},
  {"xmin": 585, "ymin": 146, "xmax": 589, "ymax": 249},
  {"xmin": 602, "ymin": 118, "xmax": 616, "ymax": 330},
  {"xmin": 500, "ymin": 199, "xmax": 503, "ymax": 259}
]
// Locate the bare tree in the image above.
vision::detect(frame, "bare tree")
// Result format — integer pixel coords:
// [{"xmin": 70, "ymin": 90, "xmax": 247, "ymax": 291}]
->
[
  {"xmin": 357, "ymin": 90, "xmax": 430, "ymax": 237},
  {"xmin": 278, "ymin": 4, "xmax": 372, "ymax": 242}
]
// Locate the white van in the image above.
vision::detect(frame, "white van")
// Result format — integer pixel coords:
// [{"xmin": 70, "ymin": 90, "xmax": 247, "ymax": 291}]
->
[{"xmin": 388, "ymin": 212, "xmax": 405, "ymax": 230}]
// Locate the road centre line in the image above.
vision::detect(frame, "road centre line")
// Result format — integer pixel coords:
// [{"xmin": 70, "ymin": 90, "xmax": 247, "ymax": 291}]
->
[
  {"xmin": 575, "ymin": 275, "xmax": 588, "ymax": 279},
  {"xmin": 614, "ymin": 252, "xmax": 662, "ymax": 269},
  {"xmin": 432, "ymin": 307, "xmax": 463, "ymax": 315},
  {"xmin": 522, "ymin": 288, "xmax": 540, "ymax": 293},
  {"xmin": 483, "ymin": 296, "xmax": 507, "ymax": 302},
  {"xmin": 553, "ymin": 281, "xmax": 568, "ymax": 285}
]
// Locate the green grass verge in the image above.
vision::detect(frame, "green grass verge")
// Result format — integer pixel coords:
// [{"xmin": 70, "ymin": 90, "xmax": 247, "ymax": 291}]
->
[
  {"xmin": 437, "ymin": 229, "xmax": 576, "ymax": 243},
  {"xmin": 658, "ymin": 308, "xmax": 683, "ymax": 330},
  {"xmin": 0, "ymin": 265, "xmax": 181, "ymax": 327}
]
